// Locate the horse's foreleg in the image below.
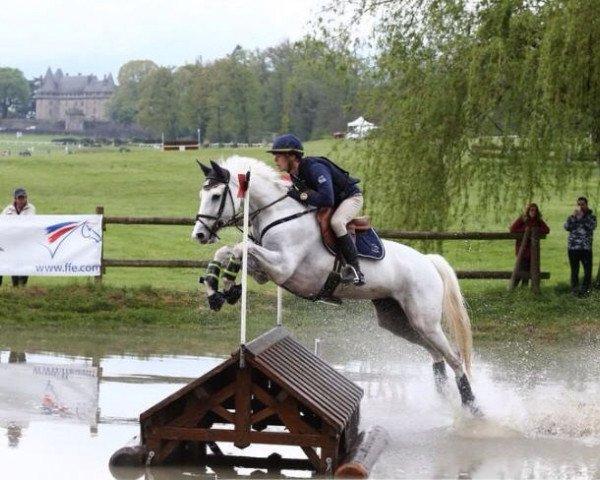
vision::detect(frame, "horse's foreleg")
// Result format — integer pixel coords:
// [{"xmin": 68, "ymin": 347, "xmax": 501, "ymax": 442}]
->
[
  {"xmin": 221, "ymin": 255, "xmax": 243, "ymax": 305},
  {"xmin": 240, "ymin": 244, "xmax": 296, "ymax": 285},
  {"xmin": 200, "ymin": 246, "xmax": 235, "ymax": 311}
]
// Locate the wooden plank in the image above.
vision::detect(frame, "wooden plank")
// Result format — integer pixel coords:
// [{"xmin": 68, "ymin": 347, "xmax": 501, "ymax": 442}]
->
[
  {"xmin": 104, "ymin": 216, "xmax": 195, "ymax": 225},
  {"xmin": 211, "ymin": 405, "xmax": 234, "ymax": 424},
  {"xmin": 378, "ymin": 230, "xmax": 547, "ymax": 241},
  {"xmin": 140, "ymin": 356, "xmax": 237, "ymax": 420},
  {"xmin": 203, "ymin": 454, "xmax": 312, "ymax": 470},
  {"xmin": 457, "ymin": 271, "xmax": 550, "ymax": 279},
  {"xmin": 152, "ymin": 427, "xmax": 325, "ymax": 447},
  {"xmin": 104, "ymin": 259, "xmax": 208, "ymax": 268}
]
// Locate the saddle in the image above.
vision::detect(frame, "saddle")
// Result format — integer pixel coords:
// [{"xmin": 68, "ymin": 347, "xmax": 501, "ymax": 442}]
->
[
  {"xmin": 316, "ymin": 208, "xmax": 385, "ymax": 260},
  {"xmin": 311, "ymin": 208, "xmax": 385, "ymax": 306}
]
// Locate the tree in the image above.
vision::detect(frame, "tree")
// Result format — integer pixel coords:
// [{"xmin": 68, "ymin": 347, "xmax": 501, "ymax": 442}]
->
[
  {"xmin": 108, "ymin": 60, "xmax": 158, "ymax": 124},
  {"xmin": 136, "ymin": 67, "xmax": 179, "ymax": 136},
  {"xmin": 0, "ymin": 68, "xmax": 30, "ymax": 119},
  {"xmin": 326, "ymin": 0, "xmax": 600, "ymax": 231}
]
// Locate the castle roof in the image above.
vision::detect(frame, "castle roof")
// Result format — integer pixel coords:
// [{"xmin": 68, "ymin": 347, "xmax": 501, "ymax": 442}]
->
[{"xmin": 38, "ymin": 68, "xmax": 116, "ymax": 95}]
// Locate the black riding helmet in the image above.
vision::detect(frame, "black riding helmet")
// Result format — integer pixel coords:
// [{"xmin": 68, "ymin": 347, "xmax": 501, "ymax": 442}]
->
[{"xmin": 266, "ymin": 134, "xmax": 304, "ymax": 155}]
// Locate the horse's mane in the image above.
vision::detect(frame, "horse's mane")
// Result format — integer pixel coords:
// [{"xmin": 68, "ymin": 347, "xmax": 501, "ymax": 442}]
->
[{"xmin": 219, "ymin": 155, "xmax": 287, "ymax": 188}]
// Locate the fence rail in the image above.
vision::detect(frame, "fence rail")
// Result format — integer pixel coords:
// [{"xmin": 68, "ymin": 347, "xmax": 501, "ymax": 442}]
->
[{"xmin": 96, "ymin": 207, "xmax": 549, "ymax": 291}]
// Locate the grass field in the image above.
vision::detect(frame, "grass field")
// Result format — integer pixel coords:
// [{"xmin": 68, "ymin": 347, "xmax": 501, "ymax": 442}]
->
[
  {"xmin": 2, "ymin": 133, "xmax": 600, "ymax": 342},
  {"xmin": 1, "ymin": 132, "xmax": 598, "ymax": 292}
]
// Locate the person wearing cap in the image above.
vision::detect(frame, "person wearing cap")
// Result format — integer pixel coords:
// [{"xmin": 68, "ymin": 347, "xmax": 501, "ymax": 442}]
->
[
  {"xmin": 1, "ymin": 188, "xmax": 36, "ymax": 287},
  {"xmin": 268, "ymin": 134, "xmax": 365, "ymax": 286}
]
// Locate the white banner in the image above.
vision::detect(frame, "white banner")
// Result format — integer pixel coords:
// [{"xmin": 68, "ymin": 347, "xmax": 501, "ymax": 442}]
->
[
  {"xmin": 0, "ymin": 362, "xmax": 99, "ymax": 425},
  {"xmin": 0, "ymin": 215, "xmax": 102, "ymax": 276}
]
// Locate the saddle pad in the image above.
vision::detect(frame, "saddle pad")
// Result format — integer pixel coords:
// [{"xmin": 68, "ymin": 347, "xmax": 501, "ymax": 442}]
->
[{"xmin": 355, "ymin": 228, "xmax": 385, "ymax": 260}]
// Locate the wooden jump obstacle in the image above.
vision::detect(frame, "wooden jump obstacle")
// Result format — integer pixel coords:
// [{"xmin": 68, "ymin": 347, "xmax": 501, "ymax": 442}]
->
[{"xmin": 110, "ymin": 327, "xmax": 388, "ymax": 476}]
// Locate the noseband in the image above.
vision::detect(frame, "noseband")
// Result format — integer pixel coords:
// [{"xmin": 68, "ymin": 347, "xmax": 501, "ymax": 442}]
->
[{"xmin": 195, "ymin": 181, "xmax": 239, "ymax": 241}]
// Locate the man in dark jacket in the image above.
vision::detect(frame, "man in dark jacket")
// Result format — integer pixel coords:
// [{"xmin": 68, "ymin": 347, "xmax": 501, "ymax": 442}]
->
[
  {"xmin": 268, "ymin": 134, "xmax": 365, "ymax": 285},
  {"xmin": 564, "ymin": 196, "xmax": 597, "ymax": 296}
]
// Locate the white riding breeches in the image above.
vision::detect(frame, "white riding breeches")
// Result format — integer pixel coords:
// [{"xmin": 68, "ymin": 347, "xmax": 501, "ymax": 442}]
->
[{"xmin": 331, "ymin": 194, "xmax": 364, "ymax": 238}]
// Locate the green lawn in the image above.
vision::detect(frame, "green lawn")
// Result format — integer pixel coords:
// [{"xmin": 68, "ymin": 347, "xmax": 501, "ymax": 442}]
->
[
  {"xmin": 1, "ymin": 134, "xmax": 600, "ymax": 342},
  {"xmin": 0, "ymin": 132, "xmax": 598, "ymax": 294}
]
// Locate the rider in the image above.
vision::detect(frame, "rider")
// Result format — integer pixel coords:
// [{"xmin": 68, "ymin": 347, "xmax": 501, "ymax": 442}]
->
[{"xmin": 267, "ymin": 134, "xmax": 365, "ymax": 286}]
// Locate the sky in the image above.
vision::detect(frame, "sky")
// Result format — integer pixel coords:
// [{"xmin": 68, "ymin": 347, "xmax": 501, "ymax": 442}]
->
[{"xmin": 1, "ymin": 0, "xmax": 330, "ymax": 81}]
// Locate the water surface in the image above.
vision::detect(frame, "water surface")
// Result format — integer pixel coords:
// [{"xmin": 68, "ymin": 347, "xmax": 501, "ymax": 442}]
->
[{"xmin": 2, "ymin": 323, "xmax": 599, "ymax": 479}]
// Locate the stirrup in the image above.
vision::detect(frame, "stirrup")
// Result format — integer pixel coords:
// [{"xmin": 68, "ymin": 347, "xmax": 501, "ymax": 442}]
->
[
  {"xmin": 314, "ymin": 295, "xmax": 343, "ymax": 306},
  {"xmin": 340, "ymin": 264, "xmax": 365, "ymax": 286},
  {"xmin": 340, "ymin": 265, "xmax": 359, "ymax": 283}
]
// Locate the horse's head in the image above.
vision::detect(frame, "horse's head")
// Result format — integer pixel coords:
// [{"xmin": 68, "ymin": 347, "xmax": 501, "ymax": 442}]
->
[
  {"xmin": 81, "ymin": 221, "xmax": 102, "ymax": 243},
  {"xmin": 192, "ymin": 160, "xmax": 240, "ymax": 244}
]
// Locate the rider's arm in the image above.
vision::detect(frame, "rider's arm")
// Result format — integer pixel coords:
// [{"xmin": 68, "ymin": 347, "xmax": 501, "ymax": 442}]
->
[{"xmin": 304, "ymin": 163, "xmax": 335, "ymax": 207}]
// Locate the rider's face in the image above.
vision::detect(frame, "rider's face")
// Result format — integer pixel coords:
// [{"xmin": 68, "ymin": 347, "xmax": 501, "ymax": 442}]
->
[{"xmin": 274, "ymin": 153, "xmax": 295, "ymax": 173}]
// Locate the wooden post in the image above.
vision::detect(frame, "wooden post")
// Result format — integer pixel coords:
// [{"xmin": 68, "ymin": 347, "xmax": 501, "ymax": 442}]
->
[
  {"xmin": 509, "ymin": 228, "xmax": 530, "ymax": 290},
  {"xmin": 530, "ymin": 226, "xmax": 541, "ymax": 293},
  {"xmin": 233, "ymin": 364, "xmax": 252, "ymax": 449},
  {"xmin": 95, "ymin": 206, "xmax": 105, "ymax": 283}
]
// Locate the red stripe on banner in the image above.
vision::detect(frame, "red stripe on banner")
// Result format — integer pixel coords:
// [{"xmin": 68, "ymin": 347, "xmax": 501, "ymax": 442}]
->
[{"xmin": 48, "ymin": 224, "xmax": 77, "ymax": 243}]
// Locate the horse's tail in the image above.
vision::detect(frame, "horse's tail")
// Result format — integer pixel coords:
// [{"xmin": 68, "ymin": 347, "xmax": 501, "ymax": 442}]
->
[{"xmin": 427, "ymin": 253, "xmax": 473, "ymax": 376}]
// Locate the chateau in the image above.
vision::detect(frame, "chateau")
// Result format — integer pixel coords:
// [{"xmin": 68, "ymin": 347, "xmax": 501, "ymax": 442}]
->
[{"xmin": 35, "ymin": 68, "xmax": 116, "ymax": 131}]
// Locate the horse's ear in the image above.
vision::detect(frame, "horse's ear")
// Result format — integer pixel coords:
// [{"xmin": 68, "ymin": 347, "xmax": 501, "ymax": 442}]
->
[
  {"xmin": 210, "ymin": 160, "xmax": 230, "ymax": 182},
  {"xmin": 196, "ymin": 160, "xmax": 212, "ymax": 177}
]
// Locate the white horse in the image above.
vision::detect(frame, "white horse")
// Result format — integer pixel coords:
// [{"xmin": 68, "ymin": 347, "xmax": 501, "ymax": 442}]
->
[{"xmin": 192, "ymin": 155, "xmax": 479, "ymax": 414}]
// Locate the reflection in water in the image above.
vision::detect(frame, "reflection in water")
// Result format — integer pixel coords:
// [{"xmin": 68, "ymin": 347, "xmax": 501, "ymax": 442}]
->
[{"xmin": 1, "ymin": 334, "xmax": 600, "ymax": 479}]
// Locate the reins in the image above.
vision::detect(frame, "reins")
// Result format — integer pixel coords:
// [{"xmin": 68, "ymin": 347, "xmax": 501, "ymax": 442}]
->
[
  {"xmin": 196, "ymin": 178, "xmax": 313, "ymax": 243},
  {"xmin": 254, "ymin": 208, "xmax": 317, "ymax": 245}
]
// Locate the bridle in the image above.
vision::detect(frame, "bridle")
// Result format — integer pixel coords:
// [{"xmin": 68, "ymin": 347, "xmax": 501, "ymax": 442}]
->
[
  {"xmin": 195, "ymin": 182, "xmax": 239, "ymax": 241},
  {"xmin": 195, "ymin": 173, "xmax": 315, "ymax": 243}
]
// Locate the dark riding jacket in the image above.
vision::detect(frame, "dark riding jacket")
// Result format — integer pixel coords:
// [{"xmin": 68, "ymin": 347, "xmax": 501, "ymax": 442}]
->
[{"xmin": 290, "ymin": 156, "xmax": 361, "ymax": 208}]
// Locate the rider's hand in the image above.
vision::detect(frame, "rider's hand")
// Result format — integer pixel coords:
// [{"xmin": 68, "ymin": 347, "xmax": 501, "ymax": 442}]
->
[{"xmin": 287, "ymin": 187, "xmax": 301, "ymax": 201}]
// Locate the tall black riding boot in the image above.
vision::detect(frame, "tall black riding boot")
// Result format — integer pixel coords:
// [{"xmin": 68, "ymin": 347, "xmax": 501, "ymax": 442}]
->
[{"xmin": 336, "ymin": 234, "xmax": 365, "ymax": 286}]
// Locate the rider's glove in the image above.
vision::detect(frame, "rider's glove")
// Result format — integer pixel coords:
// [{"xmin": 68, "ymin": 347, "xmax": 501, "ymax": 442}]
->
[{"xmin": 287, "ymin": 187, "xmax": 301, "ymax": 201}]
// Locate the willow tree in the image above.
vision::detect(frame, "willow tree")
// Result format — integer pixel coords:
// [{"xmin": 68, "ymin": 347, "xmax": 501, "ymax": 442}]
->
[{"xmin": 328, "ymin": 0, "xmax": 600, "ymax": 230}]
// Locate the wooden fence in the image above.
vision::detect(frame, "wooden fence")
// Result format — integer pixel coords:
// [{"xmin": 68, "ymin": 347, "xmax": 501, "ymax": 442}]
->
[{"xmin": 96, "ymin": 207, "xmax": 549, "ymax": 291}]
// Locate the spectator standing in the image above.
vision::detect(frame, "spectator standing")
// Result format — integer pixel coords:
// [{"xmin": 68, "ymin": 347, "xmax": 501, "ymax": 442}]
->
[
  {"xmin": 510, "ymin": 203, "xmax": 550, "ymax": 287},
  {"xmin": 1, "ymin": 188, "xmax": 36, "ymax": 287},
  {"xmin": 564, "ymin": 196, "xmax": 597, "ymax": 296}
]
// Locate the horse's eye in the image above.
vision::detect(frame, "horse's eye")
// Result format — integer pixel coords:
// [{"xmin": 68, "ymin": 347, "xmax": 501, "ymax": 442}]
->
[{"xmin": 211, "ymin": 193, "xmax": 221, "ymax": 202}]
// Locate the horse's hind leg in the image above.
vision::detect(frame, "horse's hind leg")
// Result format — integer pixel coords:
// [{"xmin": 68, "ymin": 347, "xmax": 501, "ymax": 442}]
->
[
  {"xmin": 372, "ymin": 299, "xmax": 449, "ymax": 391},
  {"xmin": 398, "ymin": 299, "xmax": 480, "ymax": 414},
  {"xmin": 413, "ymin": 322, "xmax": 480, "ymax": 414},
  {"xmin": 432, "ymin": 360, "xmax": 448, "ymax": 395}
]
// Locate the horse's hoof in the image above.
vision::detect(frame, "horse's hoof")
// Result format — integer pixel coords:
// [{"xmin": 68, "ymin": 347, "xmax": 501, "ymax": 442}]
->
[
  {"xmin": 207, "ymin": 292, "xmax": 226, "ymax": 311},
  {"xmin": 224, "ymin": 284, "xmax": 242, "ymax": 304},
  {"xmin": 466, "ymin": 402, "xmax": 484, "ymax": 418}
]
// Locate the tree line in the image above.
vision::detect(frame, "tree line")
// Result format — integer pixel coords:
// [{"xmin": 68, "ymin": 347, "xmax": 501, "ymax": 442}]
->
[
  {"xmin": 1, "ymin": 37, "xmax": 369, "ymax": 143},
  {"xmin": 2, "ymin": 0, "xmax": 599, "ymax": 231},
  {"xmin": 109, "ymin": 38, "xmax": 369, "ymax": 143}
]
